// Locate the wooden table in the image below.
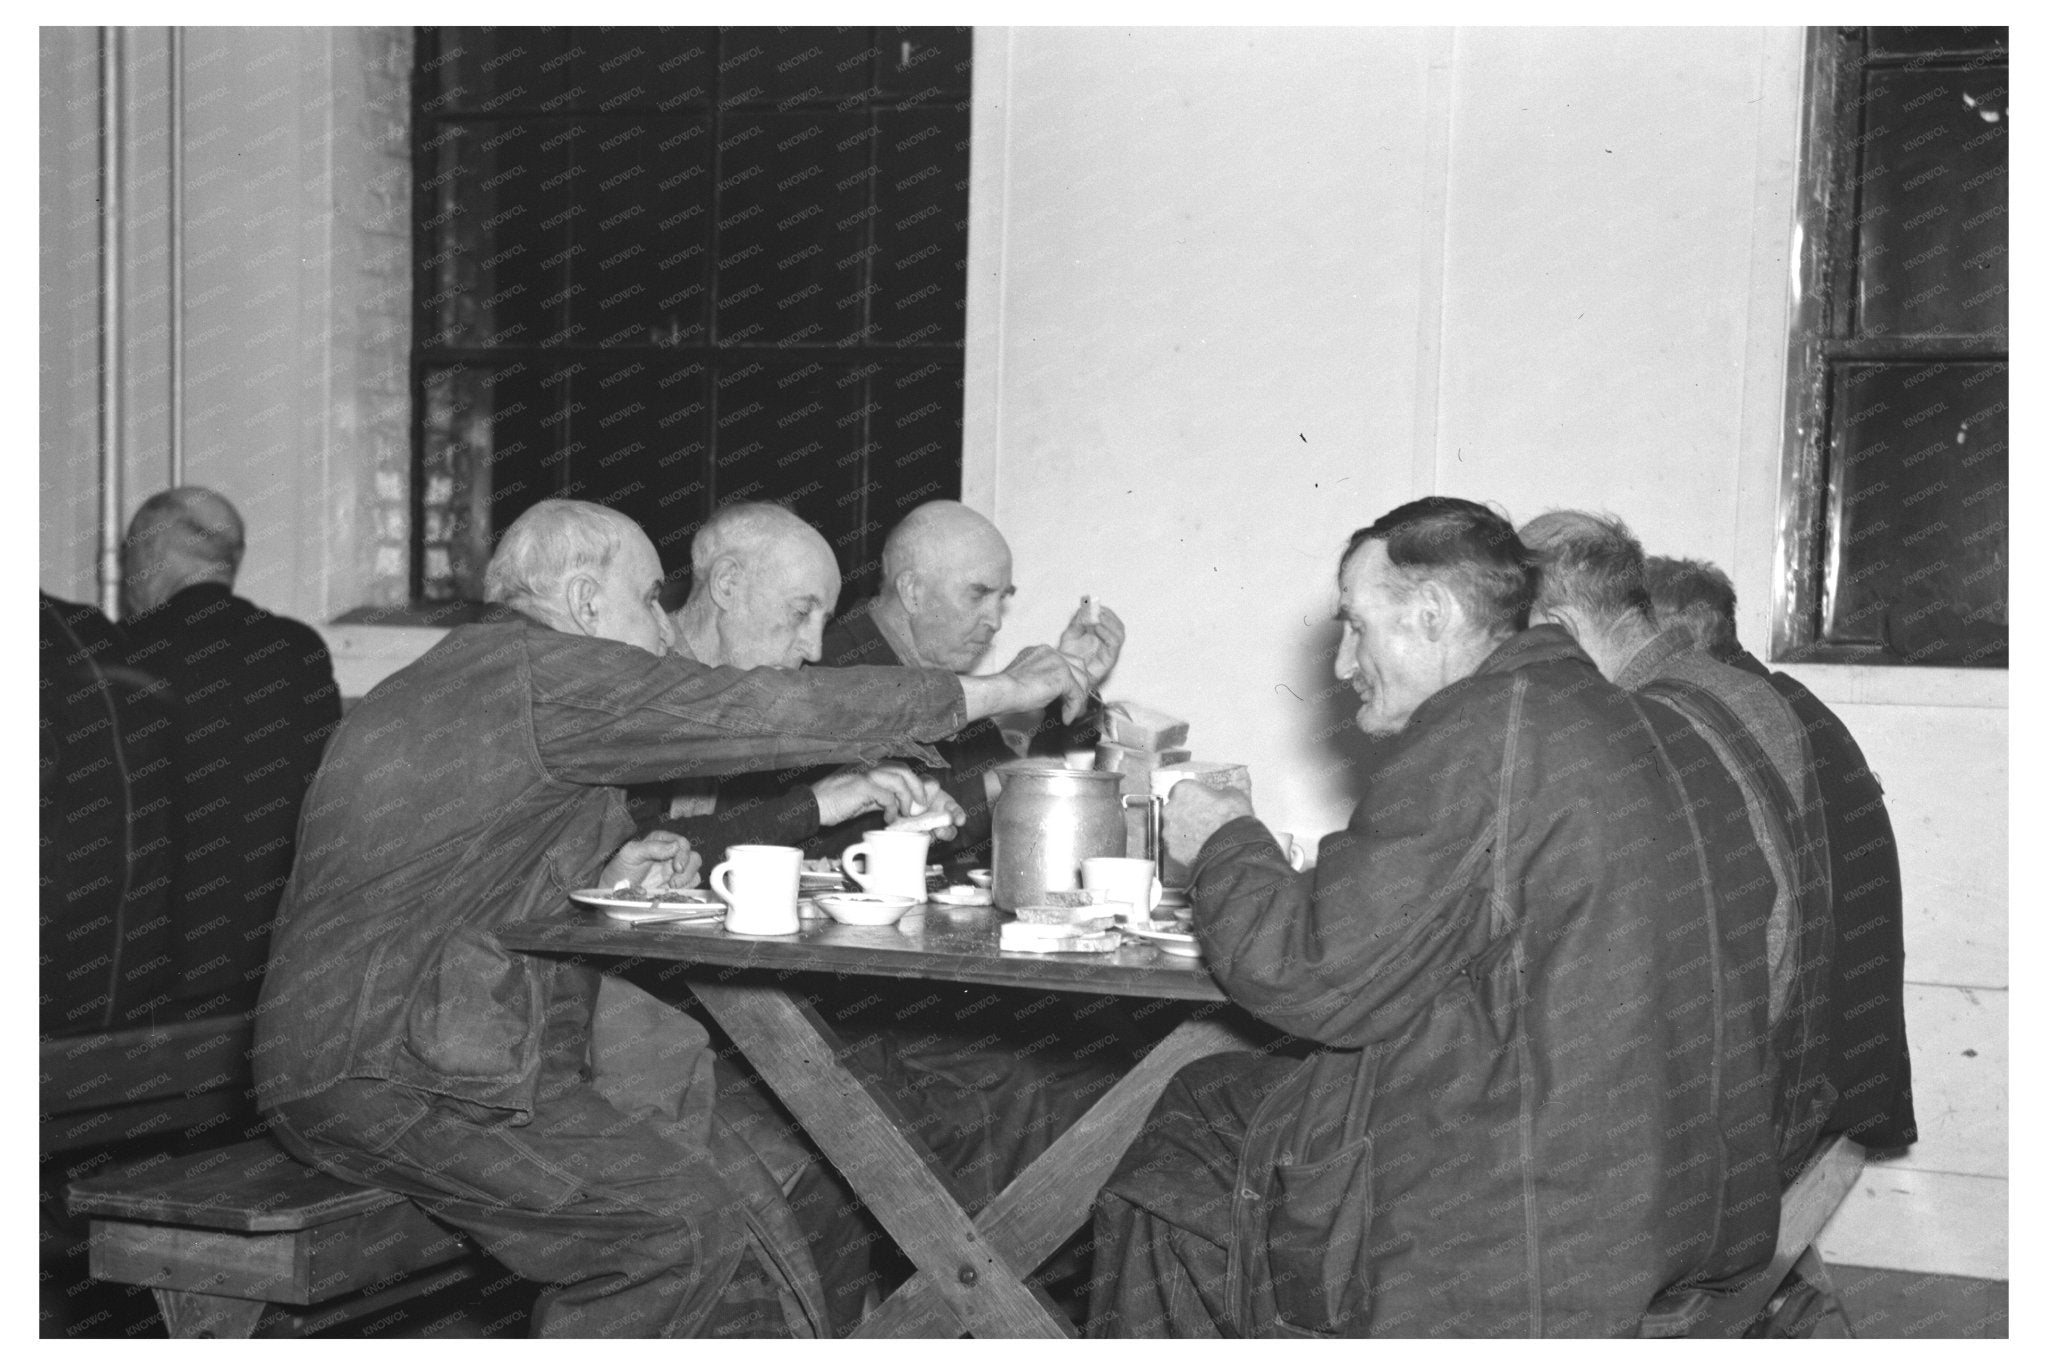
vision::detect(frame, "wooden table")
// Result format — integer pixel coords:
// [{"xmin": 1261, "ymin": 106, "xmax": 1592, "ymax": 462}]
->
[{"xmin": 499, "ymin": 904, "xmax": 1253, "ymax": 1338}]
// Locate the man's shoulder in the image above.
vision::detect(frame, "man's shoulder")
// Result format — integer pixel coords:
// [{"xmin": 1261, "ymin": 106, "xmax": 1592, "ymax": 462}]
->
[{"xmin": 819, "ymin": 600, "xmax": 897, "ymax": 668}]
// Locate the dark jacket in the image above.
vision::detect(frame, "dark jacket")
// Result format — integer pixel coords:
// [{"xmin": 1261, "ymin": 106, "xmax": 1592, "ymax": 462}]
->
[
  {"xmin": 253, "ymin": 609, "xmax": 968, "ymax": 1117},
  {"xmin": 1732, "ymin": 650, "xmax": 1916, "ymax": 1149},
  {"xmin": 1179, "ymin": 627, "xmax": 1781, "ymax": 1337},
  {"xmin": 38, "ymin": 594, "xmax": 182, "ymax": 1034},
  {"xmin": 1621, "ymin": 627, "xmax": 1837, "ymax": 1179},
  {"xmin": 121, "ymin": 582, "xmax": 341, "ymax": 1016}
]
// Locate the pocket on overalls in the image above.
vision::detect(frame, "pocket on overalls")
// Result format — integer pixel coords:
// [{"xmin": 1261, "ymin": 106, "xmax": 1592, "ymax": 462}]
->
[{"xmin": 1265, "ymin": 1132, "xmax": 1375, "ymax": 1336}]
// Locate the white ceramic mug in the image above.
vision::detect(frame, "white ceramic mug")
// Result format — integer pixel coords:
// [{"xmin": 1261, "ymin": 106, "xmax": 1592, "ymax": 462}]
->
[
  {"xmin": 1081, "ymin": 856, "xmax": 1163, "ymax": 922},
  {"xmin": 840, "ymin": 828, "xmax": 931, "ymax": 901},
  {"xmin": 710, "ymin": 844, "xmax": 802, "ymax": 936}
]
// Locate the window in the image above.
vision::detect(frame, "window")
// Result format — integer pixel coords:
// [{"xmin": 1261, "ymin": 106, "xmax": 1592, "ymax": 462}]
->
[
  {"xmin": 1774, "ymin": 26, "xmax": 2006, "ymax": 666},
  {"xmin": 409, "ymin": 26, "xmax": 972, "ymax": 608}
]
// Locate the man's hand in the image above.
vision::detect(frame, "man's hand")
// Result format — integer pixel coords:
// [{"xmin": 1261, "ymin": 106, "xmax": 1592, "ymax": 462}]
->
[
  {"xmin": 887, "ymin": 786, "xmax": 967, "ymax": 840},
  {"xmin": 1058, "ymin": 600, "xmax": 1127, "ymax": 689},
  {"xmin": 1164, "ymin": 781, "xmax": 1256, "ymax": 867},
  {"xmin": 958, "ymin": 645, "xmax": 1092, "ymax": 725},
  {"xmin": 813, "ymin": 763, "xmax": 945, "ymax": 827},
  {"xmin": 598, "ymin": 831, "xmax": 702, "ymax": 892}
]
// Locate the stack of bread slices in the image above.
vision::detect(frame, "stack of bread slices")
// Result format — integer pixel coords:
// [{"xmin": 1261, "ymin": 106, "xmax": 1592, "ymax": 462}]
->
[{"xmin": 998, "ymin": 890, "xmax": 1123, "ymax": 953}]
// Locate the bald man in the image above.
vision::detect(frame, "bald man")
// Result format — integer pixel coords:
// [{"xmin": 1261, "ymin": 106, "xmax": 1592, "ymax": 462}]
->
[
  {"xmin": 722, "ymin": 500, "xmax": 1140, "ymax": 1227},
  {"xmin": 120, "ymin": 487, "xmax": 341, "ymax": 1019},
  {"xmin": 633, "ymin": 502, "xmax": 965, "ymax": 864},
  {"xmin": 804, "ymin": 500, "xmax": 1125, "ymax": 869}
]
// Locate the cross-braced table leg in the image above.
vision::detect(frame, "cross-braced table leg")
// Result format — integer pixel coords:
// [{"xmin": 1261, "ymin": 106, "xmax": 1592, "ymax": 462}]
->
[{"xmin": 687, "ymin": 979, "xmax": 1251, "ymax": 1339}]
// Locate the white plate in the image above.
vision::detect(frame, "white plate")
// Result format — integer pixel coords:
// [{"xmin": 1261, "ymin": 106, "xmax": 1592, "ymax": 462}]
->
[
  {"xmin": 929, "ymin": 886, "xmax": 991, "ymax": 907},
  {"xmin": 571, "ymin": 888, "xmax": 724, "ymax": 923},
  {"xmin": 1121, "ymin": 924, "xmax": 1202, "ymax": 957}
]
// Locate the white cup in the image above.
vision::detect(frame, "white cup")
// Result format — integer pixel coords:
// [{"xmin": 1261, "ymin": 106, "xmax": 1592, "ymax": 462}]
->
[
  {"xmin": 1081, "ymin": 856, "xmax": 1162, "ymax": 922},
  {"xmin": 840, "ymin": 829, "xmax": 931, "ymax": 901},
  {"xmin": 710, "ymin": 844, "xmax": 802, "ymax": 936}
]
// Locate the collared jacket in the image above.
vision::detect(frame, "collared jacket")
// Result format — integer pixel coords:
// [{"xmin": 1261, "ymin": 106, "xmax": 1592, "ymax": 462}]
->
[
  {"xmin": 253, "ymin": 609, "xmax": 968, "ymax": 1117},
  {"xmin": 1182, "ymin": 627, "xmax": 1782, "ymax": 1337},
  {"xmin": 1620, "ymin": 627, "xmax": 1836, "ymax": 1180}
]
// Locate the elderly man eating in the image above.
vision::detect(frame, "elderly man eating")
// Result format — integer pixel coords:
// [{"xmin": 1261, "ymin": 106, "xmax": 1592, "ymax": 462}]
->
[
  {"xmin": 1088, "ymin": 497, "xmax": 1780, "ymax": 1338},
  {"xmin": 635, "ymin": 500, "xmax": 965, "ymax": 863},
  {"xmin": 254, "ymin": 499, "xmax": 1091, "ymax": 1338}
]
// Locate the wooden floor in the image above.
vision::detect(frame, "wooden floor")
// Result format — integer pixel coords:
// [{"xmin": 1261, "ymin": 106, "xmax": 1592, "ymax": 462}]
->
[{"xmin": 41, "ymin": 1256, "xmax": 2007, "ymax": 1339}]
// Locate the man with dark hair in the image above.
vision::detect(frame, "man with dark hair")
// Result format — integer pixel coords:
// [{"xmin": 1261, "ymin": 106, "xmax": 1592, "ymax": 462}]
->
[
  {"xmin": 1521, "ymin": 511, "xmax": 1836, "ymax": 1183},
  {"xmin": 1088, "ymin": 496, "xmax": 1780, "ymax": 1337},
  {"xmin": 120, "ymin": 487, "xmax": 342, "ymax": 1018},
  {"xmin": 1646, "ymin": 555, "xmax": 1916, "ymax": 1152}
]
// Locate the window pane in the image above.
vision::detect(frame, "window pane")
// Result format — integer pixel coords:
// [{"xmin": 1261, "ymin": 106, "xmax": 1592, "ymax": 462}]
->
[
  {"xmin": 565, "ymin": 359, "xmax": 711, "ymax": 577},
  {"xmin": 570, "ymin": 28, "xmax": 716, "ymax": 113},
  {"xmin": 717, "ymin": 28, "xmax": 873, "ymax": 108},
  {"xmin": 420, "ymin": 363, "xmax": 573, "ymax": 600},
  {"xmin": 421, "ymin": 122, "xmax": 569, "ymax": 350},
  {"xmin": 878, "ymin": 28, "xmax": 973, "ymax": 101},
  {"xmin": 430, "ymin": 28, "xmax": 570, "ymax": 113},
  {"xmin": 714, "ymin": 113, "xmax": 871, "ymax": 347},
  {"xmin": 1866, "ymin": 27, "xmax": 2007, "ymax": 58},
  {"xmin": 573, "ymin": 119, "xmax": 714, "ymax": 347},
  {"xmin": 1854, "ymin": 65, "xmax": 2008, "ymax": 337},
  {"xmin": 1824, "ymin": 361, "xmax": 2006, "ymax": 663},
  {"xmin": 713, "ymin": 364, "xmax": 869, "ymax": 577},
  {"xmin": 872, "ymin": 106, "xmax": 970, "ymax": 344}
]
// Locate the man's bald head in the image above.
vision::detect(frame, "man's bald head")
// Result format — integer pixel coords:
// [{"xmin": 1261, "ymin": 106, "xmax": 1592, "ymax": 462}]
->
[
  {"xmin": 677, "ymin": 501, "xmax": 841, "ymax": 669},
  {"xmin": 122, "ymin": 487, "xmax": 246, "ymax": 616},
  {"xmin": 877, "ymin": 501, "xmax": 1015, "ymax": 671}
]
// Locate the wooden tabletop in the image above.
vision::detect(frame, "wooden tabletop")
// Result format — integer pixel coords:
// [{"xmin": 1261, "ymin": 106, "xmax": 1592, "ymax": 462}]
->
[{"xmin": 498, "ymin": 903, "xmax": 1229, "ymax": 1003}]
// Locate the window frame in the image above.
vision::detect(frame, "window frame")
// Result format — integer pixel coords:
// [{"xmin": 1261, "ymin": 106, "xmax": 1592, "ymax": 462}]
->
[{"xmin": 1770, "ymin": 25, "xmax": 2007, "ymax": 667}]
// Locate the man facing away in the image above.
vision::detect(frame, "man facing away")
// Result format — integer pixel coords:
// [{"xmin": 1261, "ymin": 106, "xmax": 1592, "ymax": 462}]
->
[
  {"xmin": 255, "ymin": 499, "xmax": 1091, "ymax": 1337},
  {"xmin": 120, "ymin": 487, "xmax": 342, "ymax": 1018},
  {"xmin": 1089, "ymin": 497, "xmax": 1780, "ymax": 1338},
  {"xmin": 1520, "ymin": 511, "xmax": 1836, "ymax": 1181},
  {"xmin": 1646, "ymin": 554, "xmax": 1916, "ymax": 1153}
]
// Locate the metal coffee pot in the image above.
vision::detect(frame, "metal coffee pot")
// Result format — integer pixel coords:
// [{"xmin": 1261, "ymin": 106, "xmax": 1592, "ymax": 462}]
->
[{"xmin": 990, "ymin": 762, "xmax": 1147, "ymax": 910}]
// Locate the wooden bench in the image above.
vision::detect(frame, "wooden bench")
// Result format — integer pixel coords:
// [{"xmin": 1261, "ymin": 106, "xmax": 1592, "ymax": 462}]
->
[
  {"xmin": 1676, "ymin": 1133, "xmax": 1867, "ymax": 1337},
  {"xmin": 46, "ymin": 1015, "xmax": 488, "ymax": 1338},
  {"xmin": 68, "ymin": 1138, "xmax": 483, "ymax": 1337}
]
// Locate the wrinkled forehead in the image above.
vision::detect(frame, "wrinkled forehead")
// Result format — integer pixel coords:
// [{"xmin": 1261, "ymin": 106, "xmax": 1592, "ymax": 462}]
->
[{"xmin": 1338, "ymin": 541, "xmax": 1406, "ymax": 607}]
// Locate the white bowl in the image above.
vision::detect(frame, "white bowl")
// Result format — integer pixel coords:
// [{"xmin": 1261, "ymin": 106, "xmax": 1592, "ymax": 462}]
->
[{"xmin": 815, "ymin": 893, "xmax": 919, "ymax": 926}]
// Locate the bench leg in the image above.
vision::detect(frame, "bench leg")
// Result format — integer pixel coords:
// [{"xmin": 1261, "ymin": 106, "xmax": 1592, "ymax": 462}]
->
[{"xmin": 154, "ymin": 1289, "xmax": 265, "ymax": 1339}]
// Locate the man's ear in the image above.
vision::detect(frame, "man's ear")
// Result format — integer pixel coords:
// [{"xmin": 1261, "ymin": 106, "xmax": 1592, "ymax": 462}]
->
[
  {"xmin": 1534, "ymin": 605, "xmax": 1581, "ymax": 643},
  {"xmin": 708, "ymin": 555, "xmax": 744, "ymax": 609},
  {"xmin": 562, "ymin": 572, "xmax": 602, "ymax": 635},
  {"xmin": 892, "ymin": 568, "xmax": 922, "ymax": 615},
  {"xmin": 1413, "ymin": 578, "xmax": 1457, "ymax": 642}
]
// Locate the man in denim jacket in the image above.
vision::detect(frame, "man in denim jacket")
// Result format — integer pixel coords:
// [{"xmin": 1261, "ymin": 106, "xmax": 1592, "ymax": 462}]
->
[{"xmin": 255, "ymin": 499, "xmax": 1091, "ymax": 1337}]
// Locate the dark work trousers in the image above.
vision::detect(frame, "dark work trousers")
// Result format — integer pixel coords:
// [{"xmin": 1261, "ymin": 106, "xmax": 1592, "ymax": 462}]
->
[
  {"xmin": 1087, "ymin": 1051, "xmax": 1291, "ymax": 1338},
  {"xmin": 271, "ymin": 1022, "xmax": 874, "ymax": 1337}
]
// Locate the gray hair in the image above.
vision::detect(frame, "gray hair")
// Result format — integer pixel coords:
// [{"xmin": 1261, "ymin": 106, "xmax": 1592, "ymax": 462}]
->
[
  {"xmin": 689, "ymin": 501, "xmax": 809, "ymax": 581},
  {"xmin": 483, "ymin": 499, "xmax": 635, "ymax": 609},
  {"xmin": 127, "ymin": 487, "xmax": 245, "ymax": 574},
  {"xmin": 1645, "ymin": 555, "xmax": 1740, "ymax": 660},
  {"xmin": 1519, "ymin": 509, "xmax": 1653, "ymax": 626}
]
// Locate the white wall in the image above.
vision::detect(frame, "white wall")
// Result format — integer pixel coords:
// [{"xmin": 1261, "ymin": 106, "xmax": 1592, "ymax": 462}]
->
[
  {"xmin": 38, "ymin": 27, "xmax": 413, "ymax": 625},
  {"xmin": 965, "ymin": 25, "xmax": 2007, "ymax": 1280}
]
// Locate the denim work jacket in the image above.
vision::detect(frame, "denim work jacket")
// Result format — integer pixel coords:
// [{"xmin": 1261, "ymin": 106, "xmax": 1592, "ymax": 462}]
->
[
  {"xmin": 253, "ymin": 609, "xmax": 967, "ymax": 1117},
  {"xmin": 1179, "ymin": 627, "xmax": 1782, "ymax": 1337}
]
